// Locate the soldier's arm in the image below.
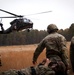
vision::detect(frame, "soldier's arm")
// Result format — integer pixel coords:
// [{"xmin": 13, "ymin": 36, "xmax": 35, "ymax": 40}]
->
[
  {"xmin": 33, "ymin": 39, "xmax": 45, "ymax": 63},
  {"xmin": 60, "ymin": 37, "xmax": 69, "ymax": 68}
]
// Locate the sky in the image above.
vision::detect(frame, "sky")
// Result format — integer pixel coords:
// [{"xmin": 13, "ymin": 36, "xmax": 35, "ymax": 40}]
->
[{"xmin": 0, "ymin": 0, "xmax": 74, "ymax": 30}]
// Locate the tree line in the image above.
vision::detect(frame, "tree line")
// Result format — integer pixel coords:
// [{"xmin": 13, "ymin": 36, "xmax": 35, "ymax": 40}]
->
[{"xmin": 0, "ymin": 23, "xmax": 74, "ymax": 46}]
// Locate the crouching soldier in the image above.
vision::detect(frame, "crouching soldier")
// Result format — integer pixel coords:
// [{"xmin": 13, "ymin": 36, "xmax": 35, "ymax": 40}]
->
[
  {"xmin": 0, "ymin": 58, "xmax": 55, "ymax": 75},
  {"xmin": 32, "ymin": 24, "xmax": 69, "ymax": 75}
]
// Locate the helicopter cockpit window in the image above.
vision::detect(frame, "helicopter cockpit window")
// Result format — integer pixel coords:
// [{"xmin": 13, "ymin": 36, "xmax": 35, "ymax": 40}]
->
[{"xmin": 24, "ymin": 18, "xmax": 31, "ymax": 23}]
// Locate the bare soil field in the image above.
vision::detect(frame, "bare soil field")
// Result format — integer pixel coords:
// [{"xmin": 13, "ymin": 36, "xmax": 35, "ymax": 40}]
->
[{"xmin": 0, "ymin": 42, "xmax": 74, "ymax": 75}]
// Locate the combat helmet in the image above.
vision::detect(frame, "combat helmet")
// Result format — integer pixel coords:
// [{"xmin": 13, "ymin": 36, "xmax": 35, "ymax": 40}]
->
[{"xmin": 47, "ymin": 24, "xmax": 58, "ymax": 33}]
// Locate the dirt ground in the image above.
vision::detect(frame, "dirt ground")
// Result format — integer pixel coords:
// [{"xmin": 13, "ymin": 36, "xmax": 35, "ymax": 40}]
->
[{"xmin": 0, "ymin": 42, "xmax": 74, "ymax": 75}]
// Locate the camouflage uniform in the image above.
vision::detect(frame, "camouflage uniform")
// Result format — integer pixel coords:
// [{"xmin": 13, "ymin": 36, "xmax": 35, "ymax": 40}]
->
[
  {"xmin": 0, "ymin": 55, "xmax": 2, "ymax": 66},
  {"xmin": 0, "ymin": 64, "xmax": 55, "ymax": 75},
  {"xmin": 33, "ymin": 24, "xmax": 69, "ymax": 75},
  {"xmin": 70, "ymin": 36, "xmax": 74, "ymax": 72}
]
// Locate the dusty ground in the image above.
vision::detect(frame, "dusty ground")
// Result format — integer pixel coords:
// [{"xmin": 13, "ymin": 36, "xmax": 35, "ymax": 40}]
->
[{"xmin": 0, "ymin": 42, "xmax": 74, "ymax": 75}]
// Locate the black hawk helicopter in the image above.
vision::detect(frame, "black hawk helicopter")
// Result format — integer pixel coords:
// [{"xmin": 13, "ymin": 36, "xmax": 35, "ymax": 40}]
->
[{"xmin": 0, "ymin": 9, "xmax": 52, "ymax": 34}]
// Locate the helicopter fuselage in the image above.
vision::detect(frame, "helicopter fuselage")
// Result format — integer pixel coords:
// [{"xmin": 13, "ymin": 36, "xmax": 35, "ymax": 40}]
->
[{"xmin": 10, "ymin": 18, "xmax": 33, "ymax": 31}]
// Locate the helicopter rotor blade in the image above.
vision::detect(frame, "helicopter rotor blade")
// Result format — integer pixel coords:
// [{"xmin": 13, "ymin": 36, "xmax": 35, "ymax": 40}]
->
[
  {"xmin": 0, "ymin": 9, "xmax": 23, "ymax": 17},
  {"xmin": 25, "ymin": 11, "xmax": 52, "ymax": 16},
  {"xmin": 0, "ymin": 9, "xmax": 52, "ymax": 19},
  {"xmin": 0, "ymin": 16, "xmax": 17, "ymax": 18}
]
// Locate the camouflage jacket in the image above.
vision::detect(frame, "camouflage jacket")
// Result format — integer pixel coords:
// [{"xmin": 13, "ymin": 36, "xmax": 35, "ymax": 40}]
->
[
  {"xmin": 0, "ymin": 65, "xmax": 55, "ymax": 75},
  {"xmin": 70, "ymin": 36, "xmax": 74, "ymax": 71},
  {"xmin": 33, "ymin": 32, "xmax": 69, "ymax": 67}
]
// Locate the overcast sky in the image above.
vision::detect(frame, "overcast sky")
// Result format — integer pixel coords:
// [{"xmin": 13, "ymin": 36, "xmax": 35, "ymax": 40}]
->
[{"xmin": 0, "ymin": 0, "xmax": 74, "ymax": 30}]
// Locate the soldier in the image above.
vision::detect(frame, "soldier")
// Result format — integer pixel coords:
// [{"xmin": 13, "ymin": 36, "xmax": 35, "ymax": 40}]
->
[
  {"xmin": 32, "ymin": 24, "xmax": 69, "ymax": 75},
  {"xmin": 70, "ymin": 36, "xmax": 74, "ymax": 72},
  {"xmin": 0, "ymin": 58, "xmax": 56, "ymax": 75},
  {"xmin": 0, "ymin": 55, "xmax": 2, "ymax": 66},
  {"xmin": 0, "ymin": 22, "xmax": 16, "ymax": 34}
]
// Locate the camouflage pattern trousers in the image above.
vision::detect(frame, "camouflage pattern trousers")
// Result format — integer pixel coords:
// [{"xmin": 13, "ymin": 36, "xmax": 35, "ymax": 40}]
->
[{"xmin": 47, "ymin": 55, "xmax": 68, "ymax": 75}]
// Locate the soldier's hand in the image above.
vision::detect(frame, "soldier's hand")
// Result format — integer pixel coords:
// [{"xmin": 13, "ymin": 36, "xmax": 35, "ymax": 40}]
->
[
  {"xmin": 66, "ymin": 63, "xmax": 70, "ymax": 70},
  {"xmin": 32, "ymin": 60, "xmax": 37, "ymax": 65}
]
